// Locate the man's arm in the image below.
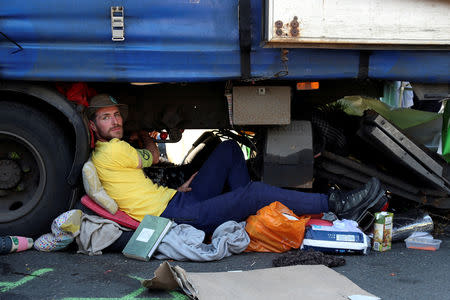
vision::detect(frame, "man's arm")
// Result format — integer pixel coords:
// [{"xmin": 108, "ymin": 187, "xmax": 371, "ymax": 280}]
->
[
  {"xmin": 136, "ymin": 149, "xmax": 153, "ymax": 168},
  {"xmin": 136, "ymin": 131, "xmax": 160, "ymax": 168}
]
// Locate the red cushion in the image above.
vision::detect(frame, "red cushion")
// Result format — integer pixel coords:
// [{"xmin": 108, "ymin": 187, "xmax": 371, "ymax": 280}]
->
[
  {"xmin": 81, "ymin": 195, "xmax": 139, "ymax": 230},
  {"xmin": 306, "ymin": 219, "xmax": 333, "ymax": 227}
]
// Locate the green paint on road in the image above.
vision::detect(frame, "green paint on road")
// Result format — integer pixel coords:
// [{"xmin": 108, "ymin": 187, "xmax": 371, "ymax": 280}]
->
[
  {"xmin": 61, "ymin": 275, "xmax": 188, "ymax": 300},
  {"xmin": 62, "ymin": 290, "xmax": 188, "ymax": 300},
  {"xmin": 0, "ymin": 268, "xmax": 188, "ymax": 299},
  {"xmin": 0, "ymin": 268, "xmax": 53, "ymax": 293}
]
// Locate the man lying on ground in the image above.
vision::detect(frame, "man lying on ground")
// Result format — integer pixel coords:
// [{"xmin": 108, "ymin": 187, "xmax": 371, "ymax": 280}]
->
[{"xmin": 87, "ymin": 94, "xmax": 387, "ymax": 235}]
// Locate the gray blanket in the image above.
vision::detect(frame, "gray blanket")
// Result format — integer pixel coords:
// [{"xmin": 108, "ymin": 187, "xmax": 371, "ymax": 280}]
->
[
  {"xmin": 154, "ymin": 221, "xmax": 250, "ymax": 261},
  {"xmin": 76, "ymin": 214, "xmax": 130, "ymax": 255},
  {"xmin": 75, "ymin": 213, "xmax": 249, "ymax": 261}
]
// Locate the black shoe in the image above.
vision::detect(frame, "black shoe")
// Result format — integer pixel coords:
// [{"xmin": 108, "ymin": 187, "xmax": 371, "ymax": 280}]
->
[
  {"xmin": 0, "ymin": 236, "xmax": 13, "ymax": 254},
  {"xmin": 328, "ymin": 177, "xmax": 387, "ymax": 221}
]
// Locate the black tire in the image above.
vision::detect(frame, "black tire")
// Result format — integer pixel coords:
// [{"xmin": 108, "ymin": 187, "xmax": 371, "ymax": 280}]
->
[{"xmin": 0, "ymin": 101, "xmax": 73, "ymax": 237}]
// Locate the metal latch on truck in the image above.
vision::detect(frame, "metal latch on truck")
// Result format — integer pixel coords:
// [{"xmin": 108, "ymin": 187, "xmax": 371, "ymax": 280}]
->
[{"xmin": 111, "ymin": 6, "xmax": 124, "ymax": 41}]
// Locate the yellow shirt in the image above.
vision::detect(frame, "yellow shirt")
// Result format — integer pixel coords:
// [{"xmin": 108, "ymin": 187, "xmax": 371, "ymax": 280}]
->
[{"xmin": 92, "ymin": 138, "xmax": 177, "ymax": 221}]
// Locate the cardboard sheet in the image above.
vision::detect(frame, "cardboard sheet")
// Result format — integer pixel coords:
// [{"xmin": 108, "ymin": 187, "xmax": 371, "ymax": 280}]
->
[{"xmin": 143, "ymin": 262, "xmax": 379, "ymax": 300}]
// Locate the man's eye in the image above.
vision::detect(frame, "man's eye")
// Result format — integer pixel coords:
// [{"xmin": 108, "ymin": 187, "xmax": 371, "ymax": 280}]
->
[{"xmin": 103, "ymin": 116, "xmax": 112, "ymax": 120}]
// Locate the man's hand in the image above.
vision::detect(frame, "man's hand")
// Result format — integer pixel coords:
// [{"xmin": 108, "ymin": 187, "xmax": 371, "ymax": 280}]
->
[{"xmin": 177, "ymin": 172, "xmax": 198, "ymax": 192}]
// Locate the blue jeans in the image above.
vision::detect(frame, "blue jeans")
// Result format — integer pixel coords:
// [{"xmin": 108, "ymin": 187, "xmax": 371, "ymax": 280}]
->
[{"xmin": 161, "ymin": 140, "xmax": 329, "ymax": 234}]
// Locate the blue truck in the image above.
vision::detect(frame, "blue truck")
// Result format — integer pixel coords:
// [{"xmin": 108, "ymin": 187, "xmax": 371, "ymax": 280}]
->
[{"xmin": 1, "ymin": 0, "xmax": 449, "ymax": 236}]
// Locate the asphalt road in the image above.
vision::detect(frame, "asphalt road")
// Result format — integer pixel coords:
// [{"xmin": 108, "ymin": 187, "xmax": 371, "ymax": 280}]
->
[{"xmin": 1, "ymin": 236, "xmax": 449, "ymax": 300}]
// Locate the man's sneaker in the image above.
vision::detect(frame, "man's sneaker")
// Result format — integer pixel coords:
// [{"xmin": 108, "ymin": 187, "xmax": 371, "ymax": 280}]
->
[{"xmin": 328, "ymin": 177, "xmax": 387, "ymax": 221}]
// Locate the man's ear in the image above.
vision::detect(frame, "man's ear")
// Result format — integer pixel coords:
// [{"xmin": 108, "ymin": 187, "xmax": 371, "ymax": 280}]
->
[{"xmin": 89, "ymin": 120, "xmax": 97, "ymax": 134}]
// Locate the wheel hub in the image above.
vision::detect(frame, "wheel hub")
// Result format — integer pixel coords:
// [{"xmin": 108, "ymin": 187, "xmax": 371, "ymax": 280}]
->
[{"xmin": 0, "ymin": 159, "xmax": 21, "ymax": 189}]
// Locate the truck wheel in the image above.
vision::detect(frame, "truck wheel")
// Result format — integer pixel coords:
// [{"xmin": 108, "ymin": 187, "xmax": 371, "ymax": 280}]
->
[{"xmin": 0, "ymin": 101, "xmax": 73, "ymax": 237}]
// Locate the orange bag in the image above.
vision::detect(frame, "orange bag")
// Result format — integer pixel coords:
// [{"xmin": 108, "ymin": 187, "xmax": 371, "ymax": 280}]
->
[{"xmin": 245, "ymin": 201, "xmax": 310, "ymax": 253}]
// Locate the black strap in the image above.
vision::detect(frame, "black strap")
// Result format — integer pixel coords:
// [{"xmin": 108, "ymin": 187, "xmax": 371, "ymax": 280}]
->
[
  {"xmin": 358, "ymin": 51, "xmax": 371, "ymax": 79},
  {"xmin": 239, "ymin": 0, "xmax": 252, "ymax": 79}
]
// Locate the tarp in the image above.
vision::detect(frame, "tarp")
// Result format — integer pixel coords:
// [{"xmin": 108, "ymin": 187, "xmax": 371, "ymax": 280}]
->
[{"xmin": 338, "ymin": 96, "xmax": 440, "ymax": 130}]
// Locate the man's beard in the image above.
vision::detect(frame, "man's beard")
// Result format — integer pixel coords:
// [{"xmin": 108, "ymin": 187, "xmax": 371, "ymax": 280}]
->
[{"xmin": 97, "ymin": 125, "xmax": 123, "ymax": 141}]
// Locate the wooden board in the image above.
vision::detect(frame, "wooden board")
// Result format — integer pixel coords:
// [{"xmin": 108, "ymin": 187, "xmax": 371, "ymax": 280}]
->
[{"xmin": 265, "ymin": 0, "xmax": 450, "ymax": 49}]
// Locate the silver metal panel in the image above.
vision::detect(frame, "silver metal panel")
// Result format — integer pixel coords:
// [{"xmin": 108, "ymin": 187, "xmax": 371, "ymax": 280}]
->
[
  {"xmin": 263, "ymin": 121, "xmax": 314, "ymax": 188},
  {"xmin": 232, "ymin": 86, "xmax": 290, "ymax": 125}
]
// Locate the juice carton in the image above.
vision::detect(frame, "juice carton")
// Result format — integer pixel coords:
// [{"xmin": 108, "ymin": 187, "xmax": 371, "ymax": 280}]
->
[{"xmin": 372, "ymin": 212, "xmax": 393, "ymax": 252}]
